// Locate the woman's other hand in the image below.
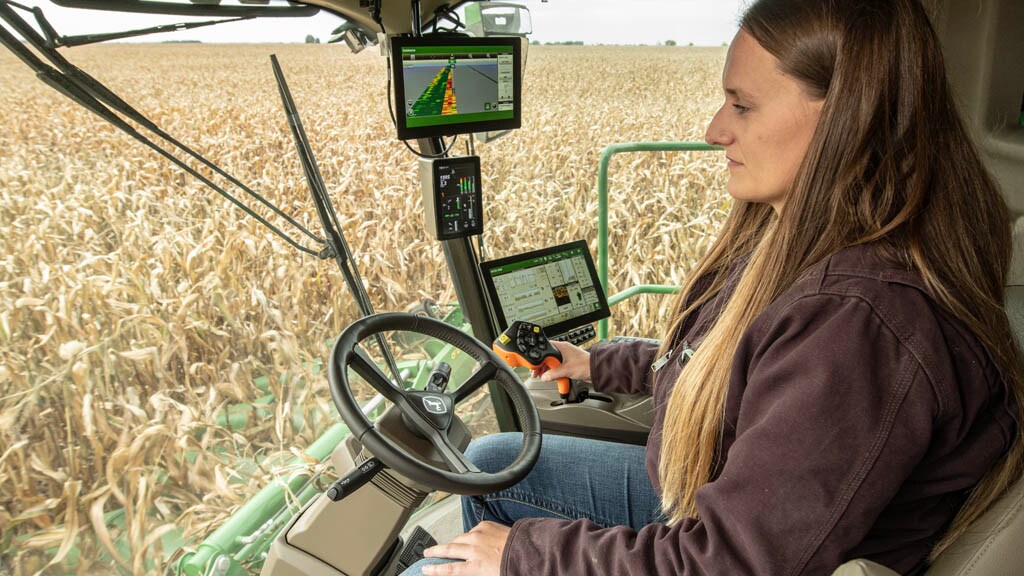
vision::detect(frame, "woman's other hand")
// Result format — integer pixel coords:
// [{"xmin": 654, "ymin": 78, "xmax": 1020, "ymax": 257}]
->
[
  {"xmin": 421, "ymin": 521, "xmax": 511, "ymax": 575},
  {"xmin": 531, "ymin": 341, "xmax": 591, "ymax": 383}
]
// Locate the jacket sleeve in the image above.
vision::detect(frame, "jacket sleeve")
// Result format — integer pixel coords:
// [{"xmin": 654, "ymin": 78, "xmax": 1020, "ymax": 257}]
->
[
  {"xmin": 501, "ymin": 294, "xmax": 940, "ymax": 576},
  {"xmin": 588, "ymin": 341, "xmax": 659, "ymax": 395}
]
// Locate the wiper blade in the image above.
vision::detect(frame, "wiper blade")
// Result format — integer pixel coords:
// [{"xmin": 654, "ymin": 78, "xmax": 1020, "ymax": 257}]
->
[{"xmin": 0, "ymin": 0, "xmax": 325, "ymax": 252}]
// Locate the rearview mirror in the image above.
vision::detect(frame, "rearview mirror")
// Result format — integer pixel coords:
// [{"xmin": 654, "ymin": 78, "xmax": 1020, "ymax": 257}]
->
[{"xmin": 329, "ymin": 21, "xmax": 378, "ymax": 54}]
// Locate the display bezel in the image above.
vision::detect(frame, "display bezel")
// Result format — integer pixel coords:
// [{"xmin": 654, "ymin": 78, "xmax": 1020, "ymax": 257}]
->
[
  {"xmin": 391, "ymin": 36, "xmax": 522, "ymax": 140},
  {"xmin": 480, "ymin": 240, "xmax": 611, "ymax": 337}
]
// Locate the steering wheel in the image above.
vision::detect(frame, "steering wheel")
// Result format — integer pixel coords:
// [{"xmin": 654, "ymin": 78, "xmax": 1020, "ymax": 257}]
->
[{"xmin": 328, "ymin": 312, "xmax": 542, "ymax": 496}]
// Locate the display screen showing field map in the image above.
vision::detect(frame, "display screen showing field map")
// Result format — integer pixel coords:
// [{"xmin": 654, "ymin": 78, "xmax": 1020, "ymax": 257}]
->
[{"xmin": 400, "ymin": 45, "xmax": 515, "ymax": 129}]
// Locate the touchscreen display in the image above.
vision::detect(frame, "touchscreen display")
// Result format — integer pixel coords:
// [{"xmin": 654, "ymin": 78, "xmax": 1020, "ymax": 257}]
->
[{"xmin": 481, "ymin": 241, "xmax": 610, "ymax": 336}]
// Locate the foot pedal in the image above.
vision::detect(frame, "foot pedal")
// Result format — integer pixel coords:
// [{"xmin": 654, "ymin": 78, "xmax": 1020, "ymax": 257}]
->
[{"xmin": 395, "ymin": 525, "xmax": 438, "ymax": 574}]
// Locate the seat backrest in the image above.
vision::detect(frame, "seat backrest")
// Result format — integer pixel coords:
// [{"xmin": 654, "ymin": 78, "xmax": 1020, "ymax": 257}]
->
[
  {"xmin": 835, "ymin": 217, "xmax": 1024, "ymax": 576},
  {"xmin": 923, "ymin": 215, "xmax": 1024, "ymax": 575},
  {"xmin": 1006, "ymin": 218, "xmax": 1024, "ymax": 350}
]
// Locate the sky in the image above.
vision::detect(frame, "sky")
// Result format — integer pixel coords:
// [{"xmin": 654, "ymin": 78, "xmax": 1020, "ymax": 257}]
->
[{"xmin": 13, "ymin": 0, "xmax": 745, "ymax": 46}]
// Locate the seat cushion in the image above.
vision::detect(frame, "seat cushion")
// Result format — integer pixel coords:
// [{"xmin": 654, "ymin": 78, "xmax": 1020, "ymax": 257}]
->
[{"xmin": 923, "ymin": 477, "xmax": 1024, "ymax": 575}]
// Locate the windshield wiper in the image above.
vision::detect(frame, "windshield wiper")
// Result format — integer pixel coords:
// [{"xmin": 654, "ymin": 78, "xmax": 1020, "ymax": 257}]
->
[
  {"xmin": 50, "ymin": 0, "xmax": 318, "ymax": 18},
  {"xmin": 35, "ymin": 8, "xmax": 256, "ymax": 48},
  {"xmin": 0, "ymin": 0, "xmax": 326, "ymax": 254},
  {"xmin": 270, "ymin": 53, "xmax": 404, "ymax": 387}
]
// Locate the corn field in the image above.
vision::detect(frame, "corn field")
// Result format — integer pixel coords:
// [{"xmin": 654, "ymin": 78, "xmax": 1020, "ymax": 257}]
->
[{"xmin": 0, "ymin": 44, "xmax": 730, "ymax": 574}]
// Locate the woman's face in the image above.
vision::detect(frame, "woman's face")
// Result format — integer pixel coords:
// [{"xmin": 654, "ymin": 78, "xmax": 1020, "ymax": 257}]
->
[{"xmin": 705, "ymin": 31, "xmax": 824, "ymax": 213}]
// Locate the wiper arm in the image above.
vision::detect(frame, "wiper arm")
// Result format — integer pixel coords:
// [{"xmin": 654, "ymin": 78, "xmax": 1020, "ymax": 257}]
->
[
  {"xmin": 270, "ymin": 54, "xmax": 405, "ymax": 388},
  {"xmin": 49, "ymin": 0, "xmax": 319, "ymax": 18},
  {"xmin": 33, "ymin": 8, "xmax": 255, "ymax": 48}
]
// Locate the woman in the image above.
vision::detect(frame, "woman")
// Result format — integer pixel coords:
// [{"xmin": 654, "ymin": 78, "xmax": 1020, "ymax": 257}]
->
[{"xmin": 404, "ymin": 0, "xmax": 1022, "ymax": 574}]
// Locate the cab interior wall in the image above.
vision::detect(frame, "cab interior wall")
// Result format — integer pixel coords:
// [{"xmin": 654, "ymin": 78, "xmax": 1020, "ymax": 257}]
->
[{"xmin": 925, "ymin": 0, "xmax": 1024, "ymax": 217}]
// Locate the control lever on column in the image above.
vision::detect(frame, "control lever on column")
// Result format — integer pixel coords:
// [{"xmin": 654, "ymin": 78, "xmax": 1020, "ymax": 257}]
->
[
  {"xmin": 325, "ymin": 457, "xmax": 385, "ymax": 502},
  {"xmin": 492, "ymin": 321, "xmax": 573, "ymax": 402},
  {"xmin": 425, "ymin": 361, "xmax": 452, "ymax": 393}
]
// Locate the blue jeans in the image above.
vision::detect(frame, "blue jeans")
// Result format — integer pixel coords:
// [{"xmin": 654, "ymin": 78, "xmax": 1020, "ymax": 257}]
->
[{"xmin": 400, "ymin": 432, "xmax": 663, "ymax": 575}]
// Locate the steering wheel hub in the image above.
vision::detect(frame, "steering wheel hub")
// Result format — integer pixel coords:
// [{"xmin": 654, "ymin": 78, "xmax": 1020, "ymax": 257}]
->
[{"xmin": 405, "ymin": 391, "xmax": 454, "ymax": 429}]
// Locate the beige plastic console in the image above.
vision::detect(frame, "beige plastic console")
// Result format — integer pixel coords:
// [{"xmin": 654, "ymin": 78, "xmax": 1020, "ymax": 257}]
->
[
  {"xmin": 262, "ymin": 406, "xmax": 471, "ymax": 576},
  {"xmin": 525, "ymin": 377, "xmax": 653, "ymax": 444}
]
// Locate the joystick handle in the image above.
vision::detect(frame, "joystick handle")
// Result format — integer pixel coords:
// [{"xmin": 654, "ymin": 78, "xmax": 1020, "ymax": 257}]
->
[{"xmin": 492, "ymin": 321, "xmax": 572, "ymax": 399}]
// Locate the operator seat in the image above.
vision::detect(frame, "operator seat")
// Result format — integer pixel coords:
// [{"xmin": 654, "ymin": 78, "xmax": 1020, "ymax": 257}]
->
[{"xmin": 834, "ymin": 215, "xmax": 1024, "ymax": 575}]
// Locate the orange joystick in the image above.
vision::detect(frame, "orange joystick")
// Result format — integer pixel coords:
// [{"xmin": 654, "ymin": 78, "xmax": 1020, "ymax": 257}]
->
[{"xmin": 493, "ymin": 321, "xmax": 571, "ymax": 400}]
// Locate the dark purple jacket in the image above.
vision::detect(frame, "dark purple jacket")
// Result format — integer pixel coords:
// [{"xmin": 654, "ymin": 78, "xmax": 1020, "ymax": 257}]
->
[{"xmin": 501, "ymin": 243, "xmax": 1017, "ymax": 575}]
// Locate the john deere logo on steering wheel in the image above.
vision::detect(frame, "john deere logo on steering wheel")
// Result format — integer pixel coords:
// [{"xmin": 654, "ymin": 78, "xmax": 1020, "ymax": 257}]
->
[{"xmin": 422, "ymin": 396, "xmax": 446, "ymax": 414}]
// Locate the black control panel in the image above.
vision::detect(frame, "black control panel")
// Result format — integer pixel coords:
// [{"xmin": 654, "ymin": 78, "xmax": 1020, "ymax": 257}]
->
[
  {"xmin": 420, "ymin": 156, "xmax": 483, "ymax": 240},
  {"xmin": 552, "ymin": 324, "xmax": 597, "ymax": 346}
]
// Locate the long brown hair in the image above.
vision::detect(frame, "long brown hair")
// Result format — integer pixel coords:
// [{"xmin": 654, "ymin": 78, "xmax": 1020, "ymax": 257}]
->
[{"xmin": 656, "ymin": 0, "xmax": 1023, "ymax": 560}]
